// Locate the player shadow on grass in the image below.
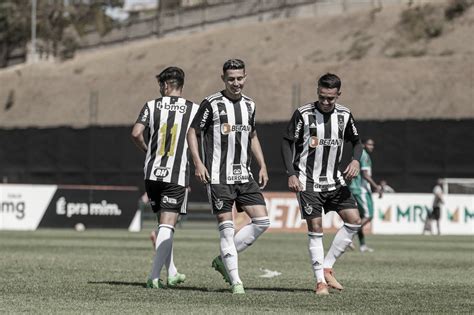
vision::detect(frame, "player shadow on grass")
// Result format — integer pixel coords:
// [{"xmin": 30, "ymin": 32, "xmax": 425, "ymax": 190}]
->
[{"xmin": 87, "ymin": 281, "xmax": 313, "ymax": 293}]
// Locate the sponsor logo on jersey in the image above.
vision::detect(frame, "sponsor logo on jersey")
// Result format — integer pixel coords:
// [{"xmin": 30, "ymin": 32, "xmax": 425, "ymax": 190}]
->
[
  {"xmin": 309, "ymin": 136, "xmax": 319, "ymax": 148},
  {"xmin": 232, "ymin": 164, "xmax": 242, "ymax": 175},
  {"xmin": 317, "ymin": 138, "xmax": 343, "ymax": 147},
  {"xmin": 141, "ymin": 108, "xmax": 149, "ymax": 122},
  {"xmin": 221, "ymin": 123, "xmax": 252, "ymax": 135},
  {"xmin": 156, "ymin": 101, "xmax": 187, "ymax": 114},
  {"xmin": 162, "ymin": 196, "xmax": 177, "ymax": 205},
  {"xmin": 294, "ymin": 120, "xmax": 303, "ymax": 138},
  {"xmin": 314, "ymin": 182, "xmax": 337, "ymax": 190},
  {"xmin": 227, "ymin": 174, "xmax": 250, "ymax": 182},
  {"xmin": 200, "ymin": 108, "xmax": 210, "ymax": 128},
  {"xmin": 153, "ymin": 167, "xmax": 170, "ymax": 178}
]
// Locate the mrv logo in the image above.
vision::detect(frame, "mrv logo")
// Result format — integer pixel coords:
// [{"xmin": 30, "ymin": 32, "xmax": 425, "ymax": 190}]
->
[
  {"xmin": 56, "ymin": 197, "xmax": 122, "ymax": 218},
  {"xmin": 0, "ymin": 199, "xmax": 25, "ymax": 219}
]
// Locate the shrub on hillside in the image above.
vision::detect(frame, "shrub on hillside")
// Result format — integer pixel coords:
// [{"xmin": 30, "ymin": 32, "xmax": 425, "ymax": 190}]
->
[
  {"xmin": 398, "ymin": 4, "xmax": 444, "ymax": 41},
  {"xmin": 445, "ymin": 0, "xmax": 473, "ymax": 20}
]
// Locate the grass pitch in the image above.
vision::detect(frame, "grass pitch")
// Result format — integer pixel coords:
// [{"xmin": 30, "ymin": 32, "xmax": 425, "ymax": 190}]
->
[{"xmin": 0, "ymin": 221, "xmax": 472, "ymax": 314}]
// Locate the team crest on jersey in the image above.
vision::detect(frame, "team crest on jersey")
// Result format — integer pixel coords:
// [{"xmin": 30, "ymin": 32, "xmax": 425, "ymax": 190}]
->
[
  {"xmin": 215, "ymin": 199, "xmax": 224, "ymax": 210},
  {"xmin": 303, "ymin": 204, "xmax": 313, "ymax": 215},
  {"xmin": 310, "ymin": 136, "xmax": 319, "ymax": 148},
  {"xmin": 338, "ymin": 115, "xmax": 344, "ymax": 132},
  {"xmin": 153, "ymin": 167, "xmax": 170, "ymax": 178}
]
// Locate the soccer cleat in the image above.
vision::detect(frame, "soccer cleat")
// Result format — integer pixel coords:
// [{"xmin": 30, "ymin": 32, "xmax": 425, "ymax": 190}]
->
[
  {"xmin": 146, "ymin": 278, "xmax": 165, "ymax": 289},
  {"xmin": 360, "ymin": 245, "xmax": 374, "ymax": 253},
  {"xmin": 231, "ymin": 283, "xmax": 245, "ymax": 294},
  {"xmin": 167, "ymin": 272, "xmax": 186, "ymax": 287},
  {"xmin": 315, "ymin": 282, "xmax": 329, "ymax": 295},
  {"xmin": 324, "ymin": 268, "xmax": 344, "ymax": 291},
  {"xmin": 211, "ymin": 256, "xmax": 231, "ymax": 285}
]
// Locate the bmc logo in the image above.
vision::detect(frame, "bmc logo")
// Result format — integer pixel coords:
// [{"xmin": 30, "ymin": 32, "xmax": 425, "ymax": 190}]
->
[{"xmin": 157, "ymin": 101, "xmax": 187, "ymax": 114}]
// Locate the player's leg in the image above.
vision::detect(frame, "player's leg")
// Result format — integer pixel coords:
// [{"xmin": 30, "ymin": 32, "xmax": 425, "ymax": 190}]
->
[
  {"xmin": 358, "ymin": 193, "xmax": 374, "ymax": 252},
  {"xmin": 234, "ymin": 180, "xmax": 269, "ymax": 252},
  {"xmin": 323, "ymin": 187, "xmax": 361, "ymax": 290},
  {"xmin": 297, "ymin": 191, "xmax": 329, "ymax": 295},
  {"xmin": 146, "ymin": 181, "xmax": 186, "ymax": 288},
  {"xmin": 208, "ymin": 184, "xmax": 244, "ymax": 293}
]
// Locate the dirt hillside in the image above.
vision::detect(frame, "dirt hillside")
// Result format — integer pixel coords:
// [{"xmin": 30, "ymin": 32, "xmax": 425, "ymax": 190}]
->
[{"xmin": 1, "ymin": 3, "xmax": 473, "ymax": 128}]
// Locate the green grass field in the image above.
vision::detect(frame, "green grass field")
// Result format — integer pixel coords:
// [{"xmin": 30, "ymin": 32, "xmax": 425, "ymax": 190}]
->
[{"xmin": 0, "ymin": 221, "xmax": 472, "ymax": 314}]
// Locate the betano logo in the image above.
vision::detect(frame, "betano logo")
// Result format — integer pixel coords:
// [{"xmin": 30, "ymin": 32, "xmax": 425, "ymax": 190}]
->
[{"xmin": 221, "ymin": 123, "xmax": 252, "ymax": 135}]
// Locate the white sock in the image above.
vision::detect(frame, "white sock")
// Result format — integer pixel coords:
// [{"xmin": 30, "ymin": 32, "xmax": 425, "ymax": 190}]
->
[
  {"xmin": 218, "ymin": 221, "xmax": 241, "ymax": 285},
  {"xmin": 234, "ymin": 216, "xmax": 270, "ymax": 252},
  {"xmin": 166, "ymin": 246, "xmax": 178, "ymax": 277},
  {"xmin": 308, "ymin": 232, "xmax": 325, "ymax": 283},
  {"xmin": 149, "ymin": 224, "xmax": 174, "ymax": 280},
  {"xmin": 323, "ymin": 223, "xmax": 360, "ymax": 269}
]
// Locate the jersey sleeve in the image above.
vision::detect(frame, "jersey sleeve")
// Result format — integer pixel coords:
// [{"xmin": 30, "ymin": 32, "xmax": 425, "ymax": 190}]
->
[
  {"xmin": 283, "ymin": 110, "xmax": 304, "ymax": 142},
  {"xmin": 344, "ymin": 112, "xmax": 361, "ymax": 144},
  {"xmin": 135, "ymin": 103, "xmax": 150, "ymax": 126},
  {"xmin": 360, "ymin": 150, "xmax": 371, "ymax": 170},
  {"xmin": 190, "ymin": 99, "xmax": 213, "ymax": 132},
  {"xmin": 250, "ymin": 105, "xmax": 256, "ymax": 133}
]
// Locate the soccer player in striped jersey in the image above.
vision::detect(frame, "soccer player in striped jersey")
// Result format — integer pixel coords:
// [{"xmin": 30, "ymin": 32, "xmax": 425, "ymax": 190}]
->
[
  {"xmin": 349, "ymin": 138, "xmax": 383, "ymax": 252},
  {"xmin": 187, "ymin": 59, "xmax": 270, "ymax": 294},
  {"xmin": 281, "ymin": 73, "xmax": 363, "ymax": 295},
  {"xmin": 131, "ymin": 66, "xmax": 199, "ymax": 289}
]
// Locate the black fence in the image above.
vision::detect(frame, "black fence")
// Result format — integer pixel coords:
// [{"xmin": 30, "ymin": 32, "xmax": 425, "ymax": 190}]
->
[{"xmin": 1, "ymin": 119, "xmax": 473, "ymax": 202}]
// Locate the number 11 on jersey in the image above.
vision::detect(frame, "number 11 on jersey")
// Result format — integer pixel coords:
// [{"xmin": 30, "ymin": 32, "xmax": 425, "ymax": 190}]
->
[{"xmin": 158, "ymin": 123, "xmax": 178, "ymax": 157}]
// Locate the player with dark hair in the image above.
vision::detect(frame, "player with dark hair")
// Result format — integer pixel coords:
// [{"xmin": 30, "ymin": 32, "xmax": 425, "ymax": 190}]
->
[
  {"xmin": 131, "ymin": 66, "xmax": 199, "ymax": 289},
  {"xmin": 349, "ymin": 138, "xmax": 382, "ymax": 252},
  {"xmin": 187, "ymin": 59, "xmax": 270, "ymax": 294},
  {"xmin": 281, "ymin": 73, "xmax": 363, "ymax": 295}
]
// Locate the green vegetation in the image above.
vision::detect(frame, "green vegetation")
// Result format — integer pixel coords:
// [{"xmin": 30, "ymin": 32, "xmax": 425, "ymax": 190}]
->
[{"xmin": 0, "ymin": 223, "xmax": 472, "ymax": 313}]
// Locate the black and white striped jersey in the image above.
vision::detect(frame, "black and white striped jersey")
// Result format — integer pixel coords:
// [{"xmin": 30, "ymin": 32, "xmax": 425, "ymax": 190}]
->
[
  {"xmin": 283, "ymin": 102, "xmax": 360, "ymax": 192},
  {"xmin": 136, "ymin": 96, "xmax": 199, "ymax": 187},
  {"xmin": 191, "ymin": 91, "xmax": 256, "ymax": 185}
]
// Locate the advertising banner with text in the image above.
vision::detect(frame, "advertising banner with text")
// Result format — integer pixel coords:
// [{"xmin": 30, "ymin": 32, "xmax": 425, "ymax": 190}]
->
[
  {"xmin": 0, "ymin": 184, "xmax": 141, "ymax": 231},
  {"xmin": 234, "ymin": 192, "xmax": 473, "ymax": 235}
]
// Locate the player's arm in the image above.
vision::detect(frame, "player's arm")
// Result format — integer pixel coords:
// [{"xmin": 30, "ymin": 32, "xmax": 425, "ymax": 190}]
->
[
  {"xmin": 362, "ymin": 169, "xmax": 382, "ymax": 198},
  {"xmin": 131, "ymin": 103, "xmax": 150, "ymax": 153},
  {"xmin": 187, "ymin": 100, "xmax": 212, "ymax": 183},
  {"xmin": 343, "ymin": 113, "xmax": 361, "ymax": 180},
  {"xmin": 250, "ymin": 131, "xmax": 268, "ymax": 189},
  {"xmin": 282, "ymin": 110, "xmax": 303, "ymax": 192},
  {"xmin": 187, "ymin": 127, "xmax": 209, "ymax": 183},
  {"xmin": 131, "ymin": 123, "xmax": 147, "ymax": 153}
]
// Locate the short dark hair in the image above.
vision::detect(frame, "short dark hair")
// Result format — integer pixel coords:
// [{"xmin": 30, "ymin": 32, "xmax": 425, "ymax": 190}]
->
[
  {"xmin": 318, "ymin": 73, "xmax": 341, "ymax": 90},
  {"xmin": 362, "ymin": 138, "xmax": 374, "ymax": 144},
  {"xmin": 156, "ymin": 66, "xmax": 185, "ymax": 89},
  {"xmin": 223, "ymin": 59, "xmax": 245, "ymax": 73}
]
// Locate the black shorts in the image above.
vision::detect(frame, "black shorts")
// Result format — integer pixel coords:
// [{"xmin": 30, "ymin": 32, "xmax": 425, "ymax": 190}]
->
[
  {"xmin": 431, "ymin": 206, "xmax": 441, "ymax": 220},
  {"xmin": 296, "ymin": 186, "xmax": 358, "ymax": 219},
  {"xmin": 207, "ymin": 179, "xmax": 266, "ymax": 214},
  {"xmin": 145, "ymin": 180, "xmax": 188, "ymax": 214}
]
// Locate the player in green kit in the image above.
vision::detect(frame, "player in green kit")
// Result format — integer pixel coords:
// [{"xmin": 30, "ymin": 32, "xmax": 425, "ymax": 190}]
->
[{"xmin": 349, "ymin": 138, "xmax": 382, "ymax": 252}]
